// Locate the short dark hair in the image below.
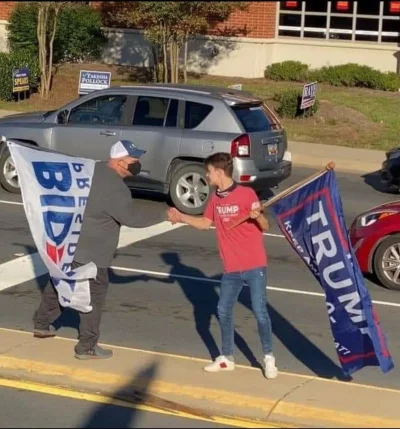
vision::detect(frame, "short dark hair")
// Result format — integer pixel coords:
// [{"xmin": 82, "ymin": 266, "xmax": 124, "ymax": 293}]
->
[{"xmin": 204, "ymin": 152, "xmax": 234, "ymax": 178}]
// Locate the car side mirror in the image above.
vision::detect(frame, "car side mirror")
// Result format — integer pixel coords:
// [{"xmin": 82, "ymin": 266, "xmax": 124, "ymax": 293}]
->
[{"xmin": 57, "ymin": 110, "xmax": 69, "ymax": 124}]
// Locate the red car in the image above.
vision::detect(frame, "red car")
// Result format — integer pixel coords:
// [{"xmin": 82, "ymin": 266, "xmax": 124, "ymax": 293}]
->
[{"xmin": 349, "ymin": 200, "xmax": 400, "ymax": 291}]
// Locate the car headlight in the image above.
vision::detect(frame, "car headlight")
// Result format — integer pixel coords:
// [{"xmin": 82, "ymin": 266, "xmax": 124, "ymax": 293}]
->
[{"xmin": 356, "ymin": 210, "xmax": 398, "ymax": 228}]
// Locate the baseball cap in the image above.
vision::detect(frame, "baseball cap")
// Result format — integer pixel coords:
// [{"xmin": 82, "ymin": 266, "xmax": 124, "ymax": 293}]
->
[{"xmin": 110, "ymin": 140, "xmax": 146, "ymax": 159}]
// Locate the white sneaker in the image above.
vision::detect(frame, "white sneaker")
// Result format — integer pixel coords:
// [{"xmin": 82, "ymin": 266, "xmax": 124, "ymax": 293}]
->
[
  {"xmin": 264, "ymin": 354, "xmax": 278, "ymax": 379},
  {"xmin": 203, "ymin": 355, "xmax": 235, "ymax": 372}
]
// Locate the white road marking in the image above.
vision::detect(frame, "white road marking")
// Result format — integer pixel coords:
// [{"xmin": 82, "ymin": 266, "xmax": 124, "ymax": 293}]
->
[
  {"xmin": 0, "ymin": 199, "xmax": 23, "ymax": 206},
  {"xmin": 0, "ymin": 251, "xmax": 398, "ymax": 308},
  {"xmin": 0, "ymin": 253, "xmax": 47, "ymax": 291},
  {"xmin": 0, "ymin": 198, "xmax": 286, "ymax": 239},
  {"xmin": 111, "ymin": 265, "xmax": 400, "ymax": 309},
  {"xmin": 0, "ymin": 221, "xmax": 183, "ymax": 292}
]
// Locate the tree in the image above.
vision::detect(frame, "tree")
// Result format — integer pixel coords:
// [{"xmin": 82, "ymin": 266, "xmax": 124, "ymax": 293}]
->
[
  {"xmin": 177, "ymin": 2, "xmax": 248, "ymax": 82},
  {"xmin": 36, "ymin": 1, "xmax": 66, "ymax": 99},
  {"xmin": 109, "ymin": 1, "xmax": 248, "ymax": 84},
  {"xmin": 8, "ymin": 2, "xmax": 106, "ymax": 64}
]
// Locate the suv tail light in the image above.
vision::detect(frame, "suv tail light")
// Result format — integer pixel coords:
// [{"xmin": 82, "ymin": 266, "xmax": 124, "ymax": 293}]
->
[{"xmin": 231, "ymin": 134, "xmax": 250, "ymax": 158}]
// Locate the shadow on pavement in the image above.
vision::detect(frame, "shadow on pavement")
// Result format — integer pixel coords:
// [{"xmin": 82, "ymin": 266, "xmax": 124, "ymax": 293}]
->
[
  {"xmin": 158, "ymin": 252, "xmax": 351, "ymax": 381},
  {"xmin": 82, "ymin": 361, "xmax": 159, "ymax": 428},
  {"xmin": 157, "ymin": 252, "xmax": 350, "ymax": 380},
  {"xmin": 17, "ymin": 244, "xmax": 350, "ymax": 382},
  {"xmin": 237, "ymin": 287, "xmax": 352, "ymax": 382},
  {"xmin": 155, "ymin": 252, "xmax": 260, "ymax": 368},
  {"xmin": 14, "ymin": 243, "xmax": 151, "ymax": 334}
]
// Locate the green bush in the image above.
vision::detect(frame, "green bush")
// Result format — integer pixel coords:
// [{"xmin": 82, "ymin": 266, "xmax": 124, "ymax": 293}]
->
[
  {"xmin": 6, "ymin": 2, "xmax": 37, "ymax": 55},
  {"xmin": 265, "ymin": 61, "xmax": 400, "ymax": 92},
  {"xmin": 0, "ymin": 50, "xmax": 39, "ymax": 101},
  {"xmin": 264, "ymin": 61, "xmax": 309, "ymax": 82},
  {"xmin": 274, "ymin": 89, "xmax": 319, "ymax": 119},
  {"xmin": 55, "ymin": 4, "xmax": 107, "ymax": 63},
  {"xmin": 7, "ymin": 3, "xmax": 106, "ymax": 63}
]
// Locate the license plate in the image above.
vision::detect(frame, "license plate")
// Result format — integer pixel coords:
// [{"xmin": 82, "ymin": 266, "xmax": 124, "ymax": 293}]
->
[{"xmin": 267, "ymin": 143, "xmax": 278, "ymax": 156}]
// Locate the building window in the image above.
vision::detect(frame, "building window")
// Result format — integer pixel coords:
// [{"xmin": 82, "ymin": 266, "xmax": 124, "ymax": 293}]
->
[{"xmin": 278, "ymin": 1, "xmax": 400, "ymax": 43}]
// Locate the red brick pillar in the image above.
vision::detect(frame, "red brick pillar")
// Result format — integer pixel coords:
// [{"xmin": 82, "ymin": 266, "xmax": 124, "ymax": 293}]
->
[
  {"xmin": 212, "ymin": 2, "xmax": 277, "ymax": 39},
  {"xmin": 0, "ymin": 1, "xmax": 16, "ymax": 21}
]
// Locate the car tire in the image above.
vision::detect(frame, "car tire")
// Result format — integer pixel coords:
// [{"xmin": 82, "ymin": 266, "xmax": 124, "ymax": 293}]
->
[
  {"xmin": 0, "ymin": 147, "xmax": 21, "ymax": 193},
  {"xmin": 373, "ymin": 234, "xmax": 400, "ymax": 291},
  {"xmin": 169, "ymin": 163, "xmax": 211, "ymax": 216}
]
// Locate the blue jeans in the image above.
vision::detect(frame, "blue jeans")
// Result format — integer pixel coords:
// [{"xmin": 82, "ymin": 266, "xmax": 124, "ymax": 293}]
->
[{"xmin": 218, "ymin": 267, "xmax": 272, "ymax": 357}]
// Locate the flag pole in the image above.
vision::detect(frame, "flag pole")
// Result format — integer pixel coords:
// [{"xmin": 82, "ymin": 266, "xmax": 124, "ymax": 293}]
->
[{"xmin": 227, "ymin": 161, "xmax": 335, "ymax": 230}]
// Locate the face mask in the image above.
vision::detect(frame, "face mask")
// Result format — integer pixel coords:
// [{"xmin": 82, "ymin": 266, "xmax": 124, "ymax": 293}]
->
[{"xmin": 127, "ymin": 161, "xmax": 141, "ymax": 176}]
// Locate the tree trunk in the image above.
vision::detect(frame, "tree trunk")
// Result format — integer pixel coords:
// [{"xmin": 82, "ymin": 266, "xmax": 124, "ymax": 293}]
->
[
  {"xmin": 169, "ymin": 41, "xmax": 175, "ymax": 83},
  {"xmin": 37, "ymin": 3, "xmax": 63, "ymax": 99},
  {"xmin": 175, "ymin": 41, "xmax": 179, "ymax": 83},
  {"xmin": 183, "ymin": 34, "xmax": 188, "ymax": 84},
  {"xmin": 162, "ymin": 24, "xmax": 168, "ymax": 83},
  {"xmin": 37, "ymin": 5, "xmax": 48, "ymax": 99},
  {"xmin": 45, "ymin": 5, "xmax": 60, "ymax": 97},
  {"xmin": 151, "ymin": 44, "xmax": 158, "ymax": 83}
]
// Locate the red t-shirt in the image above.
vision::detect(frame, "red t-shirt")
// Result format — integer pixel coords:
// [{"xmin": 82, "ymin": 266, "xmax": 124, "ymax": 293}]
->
[{"xmin": 204, "ymin": 185, "xmax": 267, "ymax": 273}]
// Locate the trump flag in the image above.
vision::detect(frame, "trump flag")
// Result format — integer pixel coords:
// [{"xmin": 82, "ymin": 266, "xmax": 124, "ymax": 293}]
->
[
  {"xmin": 268, "ymin": 168, "xmax": 394, "ymax": 376},
  {"xmin": 7, "ymin": 140, "xmax": 97, "ymax": 313}
]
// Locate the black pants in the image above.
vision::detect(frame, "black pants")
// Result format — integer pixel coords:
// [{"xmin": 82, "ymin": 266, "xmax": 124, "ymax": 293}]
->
[{"xmin": 33, "ymin": 261, "xmax": 109, "ymax": 354}]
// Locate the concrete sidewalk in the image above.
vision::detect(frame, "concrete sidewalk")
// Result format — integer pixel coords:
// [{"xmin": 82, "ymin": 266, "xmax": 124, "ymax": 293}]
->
[
  {"xmin": 290, "ymin": 141, "xmax": 386, "ymax": 175},
  {"xmin": 0, "ymin": 328, "xmax": 398, "ymax": 428}
]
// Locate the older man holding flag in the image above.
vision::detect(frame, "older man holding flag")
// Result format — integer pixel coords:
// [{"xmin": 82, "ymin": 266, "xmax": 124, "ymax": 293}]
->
[{"xmin": 8, "ymin": 139, "xmax": 149, "ymax": 360}]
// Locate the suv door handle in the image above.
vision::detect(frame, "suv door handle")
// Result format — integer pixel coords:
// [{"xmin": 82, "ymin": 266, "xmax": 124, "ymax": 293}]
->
[{"xmin": 100, "ymin": 130, "xmax": 116, "ymax": 136}]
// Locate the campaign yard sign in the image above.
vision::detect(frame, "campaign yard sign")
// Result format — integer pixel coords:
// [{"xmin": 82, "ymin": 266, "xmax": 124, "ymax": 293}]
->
[
  {"xmin": 12, "ymin": 68, "xmax": 30, "ymax": 93},
  {"xmin": 78, "ymin": 70, "xmax": 111, "ymax": 95},
  {"xmin": 300, "ymin": 81, "xmax": 317, "ymax": 110}
]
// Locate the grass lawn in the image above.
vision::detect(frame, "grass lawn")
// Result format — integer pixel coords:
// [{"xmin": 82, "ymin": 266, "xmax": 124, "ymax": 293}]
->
[{"xmin": 2, "ymin": 63, "xmax": 399, "ymax": 151}]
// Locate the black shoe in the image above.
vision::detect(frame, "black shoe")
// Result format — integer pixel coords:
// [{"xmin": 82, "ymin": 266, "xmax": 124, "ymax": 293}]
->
[{"xmin": 75, "ymin": 345, "xmax": 113, "ymax": 360}]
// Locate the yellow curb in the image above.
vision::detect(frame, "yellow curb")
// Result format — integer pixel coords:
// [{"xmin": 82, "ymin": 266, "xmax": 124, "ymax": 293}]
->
[
  {"xmin": 3, "ymin": 327, "xmax": 399, "ymax": 396},
  {"xmin": 0, "ymin": 356, "xmax": 278, "ymax": 413},
  {"xmin": 0, "ymin": 377, "xmax": 283, "ymax": 429},
  {"xmin": 0, "ymin": 355, "xmax": 400, "ymax": 428}
]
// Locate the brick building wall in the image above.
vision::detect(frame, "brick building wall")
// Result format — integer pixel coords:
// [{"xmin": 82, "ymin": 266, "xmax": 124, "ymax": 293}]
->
[
  {"xmin": 92, "ymin": 1, "xmax": 277, "ymax": 39},
  {"xmin": 212, "ymin": 2, "xmax": 277, "ymax": 38},
  {"xmin": 0, "ymin": 1, "xmax": 276, "ymax": 39},
  {"xmin": 0, "ymin": 1, "xmax": 15, "ymax": 20}
]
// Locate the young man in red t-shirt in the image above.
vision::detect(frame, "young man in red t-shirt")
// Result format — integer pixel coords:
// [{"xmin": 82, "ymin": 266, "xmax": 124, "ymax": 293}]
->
[{"xmin": 167, "ymin": 152, "xmax": 278, "ymax": 379}]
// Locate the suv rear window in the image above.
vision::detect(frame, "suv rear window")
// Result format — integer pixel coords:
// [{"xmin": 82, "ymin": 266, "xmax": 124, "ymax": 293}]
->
[
  {"xmin": 185, "ymin": 101, "xmax": 213, "ymax": 129},
  {"xmin": 231, "ymin": 104, "xmax": 271, "ymax": 133}
]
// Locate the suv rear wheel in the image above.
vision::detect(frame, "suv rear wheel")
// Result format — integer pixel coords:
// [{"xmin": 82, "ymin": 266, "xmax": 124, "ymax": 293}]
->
[
  {"xmin": 0, "ymin": 148, "xmax": 20, "ymax": 193},
  {"xmin": 169, "ymin": 163, "xmax": 211, "ymax": 215},
  {"xmin": 373, "ymin": 234, "xmax": 400, "ymax": 291}
]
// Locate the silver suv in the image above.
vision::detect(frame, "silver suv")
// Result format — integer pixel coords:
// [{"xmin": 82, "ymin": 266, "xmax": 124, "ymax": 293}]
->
[{"xmin": 0, "ymin": 84, "xmax": 292, "ymax": 215}]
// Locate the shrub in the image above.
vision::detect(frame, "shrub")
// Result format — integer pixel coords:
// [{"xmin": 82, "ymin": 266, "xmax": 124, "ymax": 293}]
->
[
  {"xmin": 274, "ymin": 89, "xmax": 320, "ymax": 119},
  {"xmin": 264, "ymin": 61, "xmax": 309, "ymax": 82},
  {"xmin": 266, "ymin": 61, "xmax": 400, "ymax": 92},
  {"xmin": 55, "ymin": 4, "xmax": 107, "ymax": 63},
  {"xmin": 0, "ymin": 50, "xmax": 40, "ymax": 101},
  {"xmin": 6, "ymin": 2, "xmax": 37, "ymax": 55},
  {"xmin": 7, "ymin": 3, "xmax": 106, "ymax": 63}
]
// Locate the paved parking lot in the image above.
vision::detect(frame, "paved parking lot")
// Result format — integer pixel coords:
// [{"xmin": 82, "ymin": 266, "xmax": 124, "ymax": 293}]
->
[{"xmin": 0, "ymin": 166, "xmax": 399, "ymax": 390}]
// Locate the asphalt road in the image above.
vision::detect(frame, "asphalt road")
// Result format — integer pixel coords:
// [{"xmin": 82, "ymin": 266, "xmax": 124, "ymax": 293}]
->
[
  {"xmin": 0, "ymin": 166, "xmax": 399, "ymax": 392},
  {"xmin": 0, "ymin": 384, "xmax": 227, "ymax": 428}
]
